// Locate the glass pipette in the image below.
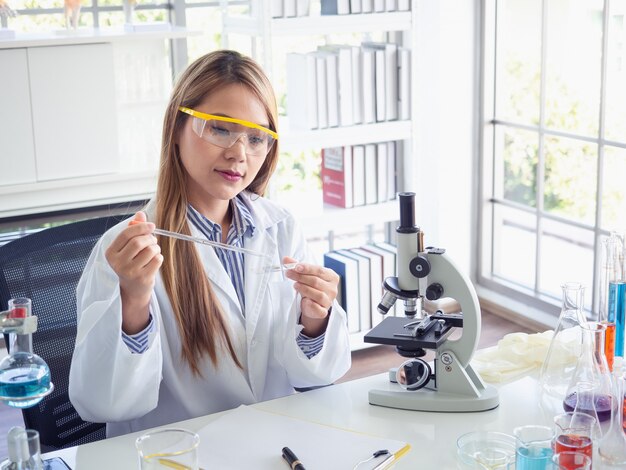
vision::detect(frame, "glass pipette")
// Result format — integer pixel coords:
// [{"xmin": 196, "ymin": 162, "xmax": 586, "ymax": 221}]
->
[{"xmin": 149, "ymin": 227, "xmax": 297, "ymax": 272}]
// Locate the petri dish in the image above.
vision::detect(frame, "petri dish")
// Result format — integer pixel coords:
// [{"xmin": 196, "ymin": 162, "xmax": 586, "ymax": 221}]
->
[{"xmin": 457, "ymin": 431, "xmax": 516, "ymax": 469}]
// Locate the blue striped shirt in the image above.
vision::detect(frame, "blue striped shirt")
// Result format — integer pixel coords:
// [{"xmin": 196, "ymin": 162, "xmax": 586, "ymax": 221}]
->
[{"xmin": 122, "ymin": 196, "xmax": 325, "ymax": 358}]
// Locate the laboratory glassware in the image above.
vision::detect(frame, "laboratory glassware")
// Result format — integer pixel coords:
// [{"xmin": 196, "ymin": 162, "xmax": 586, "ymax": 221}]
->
[
  {"xmin": 513, "ymin": 424, "xmax": 554, "ymax": 470},
  {"xmin": 136, "ymin": 428, "xmax": 199, "ymax": 470},
  {"xmin": 550, "ymin": 451, "xmax": 591, "ymax": 470},
  {"xmin": 540, "ymin": 282, "xmax": 588, "ymax": 399},
  {"xmin": 129, "ymin": 221, "xmax": 296, "ymax": 272},
  {"xmin": 607, "ymin": 233, "xmax": 625, "ymax": 358},
  {"xmin": 456, "ymin": 431, "xmax": 516, "ymax": 469},
  {"xmin": 562, "ymin": 322, "xmax": 614, "ymax": 425},
  {"xmin": 0, "ymin": 298, "xmax": 53, "ymax": 409},
  {"xmin": 0, "ymin": 427, "xmax": 43, "ymax": 470},
  {"xmin": 599, "ymin": 234, "xmax": 621, "ymax": 370},
  {"xmin": 598, "ymin": 375, "xmax": 626, "ymax": 466},
  {"xmin": 552, "ymin": 411, "xmax": 595, "ymax": 463}
]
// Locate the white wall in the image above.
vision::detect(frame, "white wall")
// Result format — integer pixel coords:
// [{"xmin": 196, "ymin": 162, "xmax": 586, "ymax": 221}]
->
[{"xmin": 414, "ymin": 0, "xmax": 479, "ymax": 276}]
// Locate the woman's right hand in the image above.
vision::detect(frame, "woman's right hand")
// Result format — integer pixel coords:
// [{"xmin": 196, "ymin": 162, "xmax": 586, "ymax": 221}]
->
[{"xmin": 105, "ymin": 211, "xmax": 163, "ymax": 334}]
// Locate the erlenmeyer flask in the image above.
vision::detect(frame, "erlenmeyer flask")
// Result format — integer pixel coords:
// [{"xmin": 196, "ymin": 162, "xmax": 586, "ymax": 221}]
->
[
  {"xmin": 597, "ymin": 374, "xmax": 626, "ymax": 467},
  {"xmin": 562, "ymin": 322, "xmax": 614, "ymax": 426},
  {"xmin": 540, "ymin": 282, "xmax": 588, "ymax": 399}
]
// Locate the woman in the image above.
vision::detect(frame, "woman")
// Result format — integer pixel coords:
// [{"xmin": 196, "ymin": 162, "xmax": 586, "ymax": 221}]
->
[{"xmin": 69, "ymin": 50, "xmax": 351, "ymax": 437}]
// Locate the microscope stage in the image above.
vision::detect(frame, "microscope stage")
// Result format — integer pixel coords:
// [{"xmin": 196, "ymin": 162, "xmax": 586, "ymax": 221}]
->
[{"xmin": 364, "ymin": 316, "xmax": 454, "ymax": 350}]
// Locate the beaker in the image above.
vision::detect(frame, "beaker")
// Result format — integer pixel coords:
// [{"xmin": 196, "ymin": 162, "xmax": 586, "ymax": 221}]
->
[
  {"xmin": 598, "ymin": 375, "xmax": 626, "ymax": 466},
  {"xmin": 540, "ymin": 283, "xmax": 588, "ymax": 400},
  {"xmin": 0, "ymin": 298, "xmax": 52, "ymax": 409},
  {"xmin": 562, "ymin": 322, "xmax": 614, "ymax": 426}
]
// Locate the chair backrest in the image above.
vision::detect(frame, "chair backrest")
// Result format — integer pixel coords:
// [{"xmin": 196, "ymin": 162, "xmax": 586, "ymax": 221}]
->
[{"xmin": 0, "ymin": 213, "xmax": 131, "ymax": 452}]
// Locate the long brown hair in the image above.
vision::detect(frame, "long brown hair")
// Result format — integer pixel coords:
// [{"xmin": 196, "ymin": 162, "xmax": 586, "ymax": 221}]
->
[{"xmin": 156, "ymin": 50, "xmax": 279, "ymax": 375}]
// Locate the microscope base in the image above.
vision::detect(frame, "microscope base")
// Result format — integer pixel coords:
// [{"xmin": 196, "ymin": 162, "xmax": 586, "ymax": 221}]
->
[{"xmin": 368, "ymin": 383, "xmax": 499, "ymax": 413}]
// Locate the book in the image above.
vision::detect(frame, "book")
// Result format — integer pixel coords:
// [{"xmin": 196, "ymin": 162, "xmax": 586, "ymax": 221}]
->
[
  {"xmin": 364, "ymin": 143, "xmax": 377, "ymax": 205},
  {"xmin": 286, "ymin": 53, "xmax": 318, "ymax": 130},
  {"xmin": 321, "ymin": 0, "xmax": 350, "ymax": 14},
  {"xmin": 313, "ymin": 50, "xmax": 339, "ymax": 127},
  {"xmin": 314, "ymin": 52, "xmax": 329, "ymax": 129},
  {"xmin": 324, "ymin": 251, "xmax": 361, "ymax": 332},
  {"xmin": 284, "ymin": 0, "xmax": 297, "ymax": 17},
  {"xmin": 321, "ymin": 146, "xmax": 353, "ymax": 208},
  {"xmin": 361, "ymin": 0, "xmax": 373, "ymax": 12},
  {"xmin": 397, "ymin": 0, "xmax": 410, "ymax": 10},
  {"xmin": 398, "ymin": 47, "xmax": 411, "ymax": 120},
  {"xmin": 352, "ymin": 145, "xmax": 366, "ymax": 207},
  {"xmin": 362, "ymin": 42, "xmax": 398, "ymax": 122},
  {"xmin": 271, "ymin": 0, "xmax": 284, "ymax": 17},
  {"xmin": 361, "ymin": 48, "xmax": 376, "ymax": 124},
  {"xmin": 296, "ymin": 0, "xmax": 310, "ymax": 16},
  {"xmin": 318, "ymin": 45, "xmax": 354, "ymax": 127},
  {"xmin": 196, "ymin": 406, "xmax": 411, "ymax": 469},
  {"xmin": 361, "ymin": 243, "xmax": 398, "ymax": 316},
  {"xmin": 350, "ymin": 247, "xmax": 384, "ymax": 328},
  {"xmin": 373, "ymin": 0, "xmax": 385, "ymax": 12},
  {"xmin": 337, "ymin": 249, "xmax": 372, "ymax": 331},
  {"xmin": 385, "ymin": 0, "xmax": 397, "ymax": 11},
  {"xmin": 374, "ymin": 48, "xmax": 386, "ymax": 122},
  {"xmin": 387, "ymin": 141, "xmax": 397, "ymax": 201},
  {"xmin": 350, "ymin": 46, "xmax": 363, "ymax": 125},
  {"xmin": 376, "ymin": 142, "xmax": 388, "ymax": 203},
  {"xmin": 350, "ymin": 0, "xmax": 362, "ymax": 14}
]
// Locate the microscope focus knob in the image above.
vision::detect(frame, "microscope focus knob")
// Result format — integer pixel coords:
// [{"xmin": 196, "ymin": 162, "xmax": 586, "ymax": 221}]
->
[
  {"xmin": 426, "ymin": 283, "xmax": 444, "ymax": 301},
  {"xmin": 409, "ymin": 256, "xmax": 430, "ymax": 278}
]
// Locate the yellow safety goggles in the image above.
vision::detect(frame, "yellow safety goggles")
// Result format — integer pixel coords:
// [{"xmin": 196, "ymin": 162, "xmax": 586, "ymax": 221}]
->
[{"xmin": 179, "ymin": 106, "xmax": 278, "ymax": 156}]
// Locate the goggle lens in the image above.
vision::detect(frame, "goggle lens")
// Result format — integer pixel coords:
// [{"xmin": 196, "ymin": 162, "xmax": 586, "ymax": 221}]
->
[{"xmin": 191, "ymin": 117, "xmax": 276, "ymax": 156}]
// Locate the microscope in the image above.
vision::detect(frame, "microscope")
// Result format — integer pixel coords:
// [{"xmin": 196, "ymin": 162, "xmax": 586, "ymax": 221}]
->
[{"xmin": 364, "ymin": 193, "xmax": 499, "ymax": 412}]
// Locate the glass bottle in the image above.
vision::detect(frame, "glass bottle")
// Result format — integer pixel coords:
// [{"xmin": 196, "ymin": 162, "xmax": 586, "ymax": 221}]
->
[
  {"xmin": 540, "ymin": 282, "xmax": 588, "ymax": 399},
  {"xmin": 562, "ymin": 322, "xmax": 614, "ymax": 426},
  {"xmin": 0, "ymin": 298, "xmax": 52, "ymax": 409},
  {"xmin": 598, "ymin": 375, "xmax": 626, "ymax": 467},
  {"xmin": 0, "ymin": 427, "xmax": 44, "ymax": 470}
]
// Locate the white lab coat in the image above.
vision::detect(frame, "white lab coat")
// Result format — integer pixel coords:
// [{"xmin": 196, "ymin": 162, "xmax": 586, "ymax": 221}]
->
[{"xmin": 69, "ymin": 192, "xmax": 351, "ymax": 437}]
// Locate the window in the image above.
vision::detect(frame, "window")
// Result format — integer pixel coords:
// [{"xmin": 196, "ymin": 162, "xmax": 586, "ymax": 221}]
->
[{"xmin": 480, "ymin": 0, "xmax": 626, "ymax": 314}]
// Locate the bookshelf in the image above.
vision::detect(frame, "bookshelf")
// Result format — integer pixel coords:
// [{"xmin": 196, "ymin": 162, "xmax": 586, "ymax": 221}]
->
[{"xmin": 222, "ymin": 2, "xmax": 417, "ymax": 348}]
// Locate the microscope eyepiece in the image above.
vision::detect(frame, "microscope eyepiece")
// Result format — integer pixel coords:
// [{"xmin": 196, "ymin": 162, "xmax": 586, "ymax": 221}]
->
[{"xmin": 397, "ymin": 192, "xmax": 418, "ymax": 234}]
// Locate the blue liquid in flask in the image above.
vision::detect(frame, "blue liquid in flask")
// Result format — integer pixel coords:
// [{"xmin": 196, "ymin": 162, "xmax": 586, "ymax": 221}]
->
[{"xmin": 0, "ymin": 353, "xmax": 51, "ymax": 409}]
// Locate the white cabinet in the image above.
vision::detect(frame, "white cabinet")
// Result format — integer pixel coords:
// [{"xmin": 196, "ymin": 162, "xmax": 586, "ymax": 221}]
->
[
  {"xmin": 0, "ymin": 49, "xmax": 36, "ymax": 186},
  {"xmin": 0, "ymin": 27, "xmax": 199, "ymax": 218},
  {"xmin": 27, "ymin": 44, "xmax": 119, "ymax": 181},
  {"xmin": 0, "ymin": 44, "xmax": 118, "ymax": 186}
]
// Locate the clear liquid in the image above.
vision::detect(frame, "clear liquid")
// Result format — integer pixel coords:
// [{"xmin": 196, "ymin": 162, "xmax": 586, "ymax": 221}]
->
[{"xmin": 0, "ymin": 365, "xmax": 50, "ymax": 408}]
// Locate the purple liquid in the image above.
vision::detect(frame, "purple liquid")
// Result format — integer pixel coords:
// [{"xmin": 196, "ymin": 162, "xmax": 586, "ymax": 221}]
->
[{"xmin": 563, "ymin": 392, "xmax": 613, "ymax": 422}]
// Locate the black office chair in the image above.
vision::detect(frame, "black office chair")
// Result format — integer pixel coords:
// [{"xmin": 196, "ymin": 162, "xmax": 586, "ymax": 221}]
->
[{"xmin": 0, "ymin": 213, "xmax": 131, "ymax": 452}]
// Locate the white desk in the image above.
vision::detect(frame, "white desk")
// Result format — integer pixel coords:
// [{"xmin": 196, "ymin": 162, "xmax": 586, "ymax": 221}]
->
[{"xmin": 43, "ymin": 372, "xmax": 565, "ymax": 469}]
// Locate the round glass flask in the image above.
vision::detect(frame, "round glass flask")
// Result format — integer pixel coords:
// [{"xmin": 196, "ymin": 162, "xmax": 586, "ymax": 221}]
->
[
  {"xmin": 0, "ymin": 298, "xmax": 53, "ymax": 409},
  {"xmin": 540, "ymin": 282, "xmax": 588, "ymax": 399}
]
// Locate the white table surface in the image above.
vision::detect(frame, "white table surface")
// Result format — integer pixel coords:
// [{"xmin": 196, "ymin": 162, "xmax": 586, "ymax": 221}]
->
[{"xmin": 43, "ymin": 372, "xmax": 567, "ymax": 469}]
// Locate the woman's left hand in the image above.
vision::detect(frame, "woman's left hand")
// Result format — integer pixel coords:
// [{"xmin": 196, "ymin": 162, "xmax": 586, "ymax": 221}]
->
[{"xmin": 283, "ymin": 256, "xmax": 339, "ymax": 338}]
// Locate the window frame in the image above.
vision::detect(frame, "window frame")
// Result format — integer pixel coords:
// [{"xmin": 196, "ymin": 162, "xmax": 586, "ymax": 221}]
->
[{"xmin": 478, "ymin": 0, "xmax": 626, "ymax": 318}]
